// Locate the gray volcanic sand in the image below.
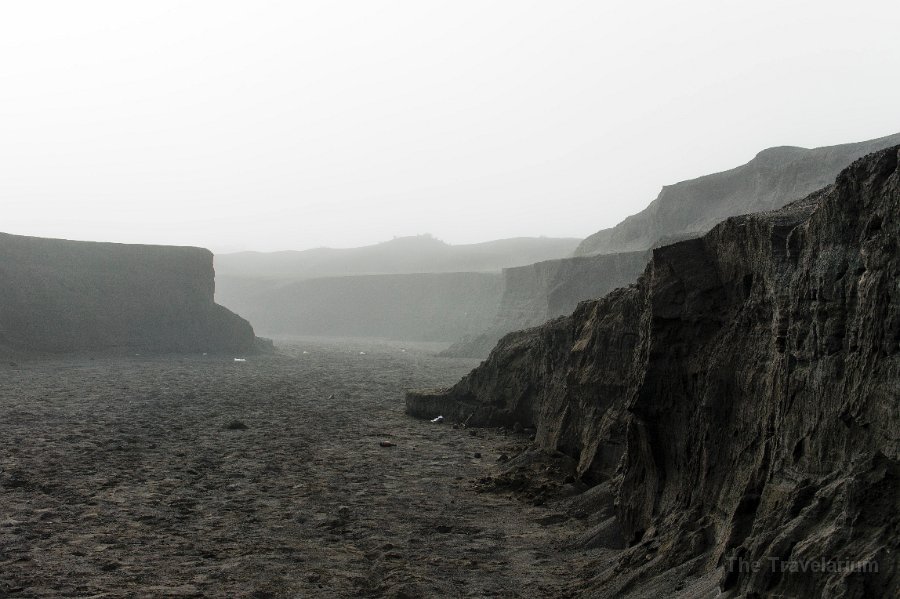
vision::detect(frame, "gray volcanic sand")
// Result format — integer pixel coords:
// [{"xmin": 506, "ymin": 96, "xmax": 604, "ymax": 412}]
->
[{"xmin": 0, "ymin": 340, "xmax": 597, "ymax": 598}]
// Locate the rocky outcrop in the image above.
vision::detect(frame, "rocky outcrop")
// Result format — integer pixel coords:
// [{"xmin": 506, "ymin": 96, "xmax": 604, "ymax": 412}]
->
[
  {"xmin": 576, "ymin": 132, "xmax": 900, "ymax": 256},
  {"xmin": 0, "ymin": 234, "xmax": 258, "ymax": 354},
  {"xmin": 407, "ymin": 147, "xmax": 900, "ymax": 597},
  {"xmin": 217, "ymin": 271, "xmax": 503, "ymax": 341}
]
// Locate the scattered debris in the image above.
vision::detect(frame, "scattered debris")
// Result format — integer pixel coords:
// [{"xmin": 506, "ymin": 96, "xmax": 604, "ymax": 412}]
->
[
  {"xmin": 359, "ymin": 351, "xmax": 366, "ymax": 355},
  {"xmin": 430, "ymin": 416, "xmax": 444, "ymax": 424},
  {"xmin": 224, "ymin": 420, "xmax": 248, "ymax": 430},
  {"xmin": 327, "ymin": 393, "xmax": 335, "ymax": 400},
  {"xmin": 234, "ymin": 358, "xmax": 247, "ymax": 362}
]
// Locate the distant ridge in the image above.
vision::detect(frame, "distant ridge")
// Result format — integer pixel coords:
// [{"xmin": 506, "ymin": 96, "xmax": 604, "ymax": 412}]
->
[
  {"xmin": 575, "ymin": 131, "xmax": 900, "ymax": 256},
  {"xmin": 215, "ymin": 235, "xmax": 582, "ymax": 280}
]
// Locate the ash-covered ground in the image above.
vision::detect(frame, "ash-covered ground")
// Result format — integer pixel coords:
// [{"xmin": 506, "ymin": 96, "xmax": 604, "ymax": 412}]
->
[{"xmin": 0, "ymin": 340, "xmax": 606, "ymax": 598}]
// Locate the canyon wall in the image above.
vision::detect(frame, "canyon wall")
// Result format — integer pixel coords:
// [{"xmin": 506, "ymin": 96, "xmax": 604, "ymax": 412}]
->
[
  {"xmin": 441, "ymin": 251, "xmax": 650, "ymax": 357},
  {"xmin": 407, "ymin": 147, "xmax": 900, "ymax": 597},
  {"xmin": 0, "ymin": 234, "xmax": 257, "ymax": 354},
  {"xmin": 447, "ymin": 134, "xmax": 900, "ymax": 357},
  {"xmin": 495, "ymin": 251, "xmax": 651, "ymax": 329},
  {"xmin": 216, "ymin": 271, "xmax": 503, "ymax": 341}
]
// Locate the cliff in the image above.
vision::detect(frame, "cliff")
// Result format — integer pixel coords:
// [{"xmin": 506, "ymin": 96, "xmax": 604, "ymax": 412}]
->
[
  {"xmin": 576, "ymin": 132, "xmax": 900, "ymax": 256},
  {"xmin": 217, "ymin": 271, "xmax": 503, "ymax": 341},
  {"xmin": 0, "ymin": 233, "xmax": 258, "ymax": 354},
  {"xmin": 214, "ymin": 235, "xmax": 579, "ymax": 344},
  {"xmin": 407, "ymin": 147, "xmax": 900, "ymax": 597},
  {"xmin": 495, "ymin": 251, "xmax": 652, "ymax": 329},
  {"xmin": 447, "ymin": 134, "xmax": 900, "ymax": 358},
  {"xmin": 441, "ymin": 251, "xmax": 650, "ymax": 357}
]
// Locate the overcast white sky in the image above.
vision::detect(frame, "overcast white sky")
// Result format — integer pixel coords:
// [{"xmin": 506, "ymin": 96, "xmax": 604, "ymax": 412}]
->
[{"xmin": 2, "ymin": 1, "xmax": 899, "ymax": 253}]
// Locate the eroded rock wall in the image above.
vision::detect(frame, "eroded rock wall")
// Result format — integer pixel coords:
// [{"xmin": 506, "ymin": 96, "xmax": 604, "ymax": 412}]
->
[
  {"xmin": 407, "ymin": 147, "xmax": 900, "ymax": 597},
  {"xmin": 0, "ymin": 234, "xmax": 257, "ymax": 354}
]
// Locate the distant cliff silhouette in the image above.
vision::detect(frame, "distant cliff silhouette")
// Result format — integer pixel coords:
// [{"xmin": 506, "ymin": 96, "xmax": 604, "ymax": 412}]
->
[
  {"xmin": 0, "ymin": 234, "xmax": 258, "ymax": 354},
  {"xmin": 214, "ymin": 236, "xmax": 578, "ymax": 341},
  {"xmin": 575, "ymin": 132, "xmax": 900, "ymax": 256},
  {"xmin": 215, "ymin": 235, "xmax": 581, "ymax": 279},
  {"xmin": 448, "ymin": 132, "xmax": 900, "ymax": 356}
]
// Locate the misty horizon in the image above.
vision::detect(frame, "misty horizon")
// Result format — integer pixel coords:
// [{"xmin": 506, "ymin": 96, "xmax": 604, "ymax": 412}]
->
[{"xmin": 3, "ymin": 1, "xmax": 899, "ymax": 253}]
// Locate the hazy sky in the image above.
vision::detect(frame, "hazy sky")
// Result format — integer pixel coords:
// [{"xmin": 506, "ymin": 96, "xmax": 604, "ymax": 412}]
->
[{"xmin": 2, "ymin": 1, "xmax": 899, "ymax": 253}]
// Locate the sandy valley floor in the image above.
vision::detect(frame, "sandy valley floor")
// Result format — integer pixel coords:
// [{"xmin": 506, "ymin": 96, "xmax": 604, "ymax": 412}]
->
[{"xmin": 0, "ymin": 340, "xmax": 603, "ymax": 598}]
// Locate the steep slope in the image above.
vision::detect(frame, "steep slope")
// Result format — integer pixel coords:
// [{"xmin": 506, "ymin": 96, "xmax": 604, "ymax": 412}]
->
[
  {"xmin": 407, "ymin": 147, "xmax": 900, "ymax": 597},
  {"xmin": 0, "ymin": 234, "xmax": 257, "ymax": 354},
  {"xmin": 576, "ymin": 131, "xmax": 900, "ymax": 256},
  {"xmin": 218, "ymin": 271, "xmax": 502, "ymax": 341},
  {"xmin": 215, "ymin": 235, "xmax": 581, "ymax": 279}
]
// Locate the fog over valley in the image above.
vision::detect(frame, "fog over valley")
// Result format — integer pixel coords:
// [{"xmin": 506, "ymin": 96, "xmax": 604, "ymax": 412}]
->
[{"xmin": 2, "ymin": 2, "xmax": 899, "ymax": 598}]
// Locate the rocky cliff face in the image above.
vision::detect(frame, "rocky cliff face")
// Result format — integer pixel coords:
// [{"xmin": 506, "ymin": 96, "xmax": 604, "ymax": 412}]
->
[
  {"xmin": 575, "ymin": 132, "xmax": 900, "ymax": 257},
  {"xmin": 407, "ymin": 147, "xmax": 900, "ymax": 597},
  {"xmin": 0, "ymin": 234, "xmax": 258, "ymax": 354}
]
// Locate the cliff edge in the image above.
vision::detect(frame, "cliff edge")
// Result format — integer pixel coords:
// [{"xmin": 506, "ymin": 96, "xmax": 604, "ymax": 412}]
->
[
  {"xmin": 0, "ymin": 234, "xmax": 258, "ymax": 355},
  {"xmin": 408, "ymin": 147, "xmax": 900, "ymax": 597}
]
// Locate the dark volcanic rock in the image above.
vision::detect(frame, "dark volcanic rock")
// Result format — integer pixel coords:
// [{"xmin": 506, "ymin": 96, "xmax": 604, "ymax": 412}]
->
[
  {"xmin": 407, "ymin": 146, "xmax": 900, "ymax": 597},
  {"xmin": 0, "ymin": 234, "xmax": 257, "ymax": 354}
]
